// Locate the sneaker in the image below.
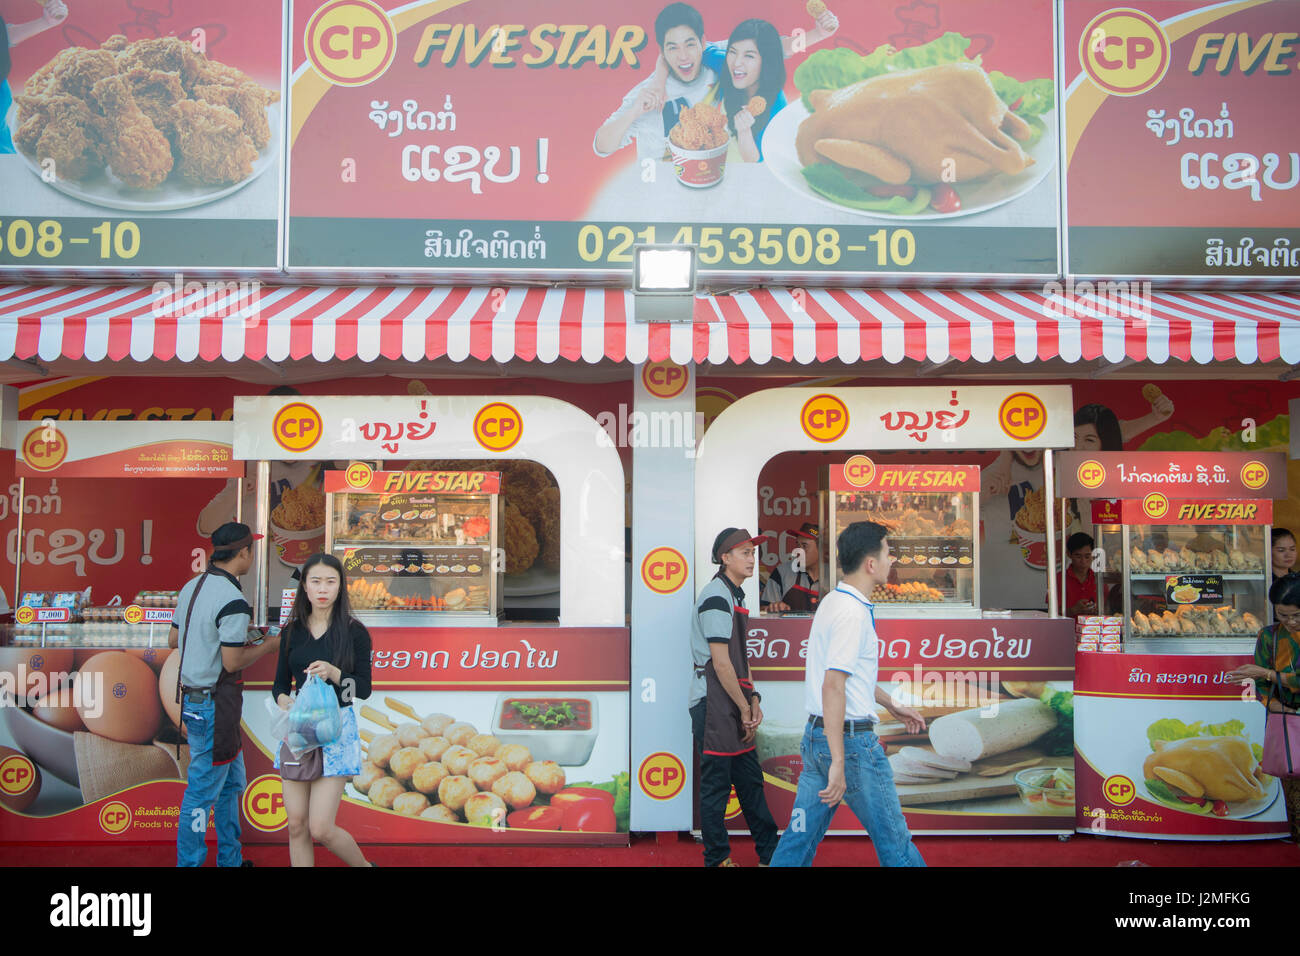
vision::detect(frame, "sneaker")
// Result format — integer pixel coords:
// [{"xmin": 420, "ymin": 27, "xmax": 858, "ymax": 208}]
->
[
  {"xmin": 715, "ymin": 857, "xmax": 739, "ymax": 867},
  {"xmin": 240, "ymin": 860, "xmax": 255, "ymax": 868}
]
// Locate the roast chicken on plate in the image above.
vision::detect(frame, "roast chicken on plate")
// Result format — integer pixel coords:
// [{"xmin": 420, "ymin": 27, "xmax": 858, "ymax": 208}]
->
[
  {"xmin": 795, "ymin": 62, "xmax": 1036, "ymax": 185},
  {"xmin": 1142, "ymin": 736, "xmax": 1267, "ymax": 803}
]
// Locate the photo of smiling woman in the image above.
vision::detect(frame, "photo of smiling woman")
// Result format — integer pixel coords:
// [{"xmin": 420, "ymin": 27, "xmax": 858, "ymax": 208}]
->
[
  {"xmin": 273, "ymin": 553, "xmax": 374, "ymax": 867},
  {"xmin": 712, "ymin": 19, "xmax": 786, "ymax": 162}
]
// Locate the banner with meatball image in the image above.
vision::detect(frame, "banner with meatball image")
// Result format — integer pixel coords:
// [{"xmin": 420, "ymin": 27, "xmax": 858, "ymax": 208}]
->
[
  {"xmin": 1073, "ymin": 651, "xmax": 1289, "ymax": 840},
  {"xmin": 287, "ymin": 0, "xmax": 1059, "ymax": 278},
  {"xmin": 0, "ymin": 0, "xmax": 283, "ymax": 270}
]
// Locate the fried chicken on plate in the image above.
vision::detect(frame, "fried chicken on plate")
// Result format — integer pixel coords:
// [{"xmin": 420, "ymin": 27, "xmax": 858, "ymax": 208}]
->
[
  {"xmin": 14, "ymin": 93, "xmax": 106, "ymax": 181},
  {"xmin": 90, "ymin": 74, "xmax": 173, "ymax": 189},
  {"xmin": 171, "ymin": 98, "xmax": 258, "ymax": 186}
]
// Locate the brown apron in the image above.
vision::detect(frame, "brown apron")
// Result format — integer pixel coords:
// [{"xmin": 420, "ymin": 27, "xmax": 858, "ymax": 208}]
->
[
  {"xmin": 782, "ymin": 581, "xmax": 820, "ymax": 613},
  {"xmin": 174, "ymin": 570, "xmax": 245, "ymax": 765},
  {"xmin": 702, "ymin": 603, "xmax": 756, "ymax": 756}
]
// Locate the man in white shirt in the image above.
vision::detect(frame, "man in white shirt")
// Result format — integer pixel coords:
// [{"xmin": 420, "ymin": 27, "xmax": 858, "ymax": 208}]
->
[
  {"xmin": 592, "ymin": 3, "xmax": 716, "ymax": 163},
  {"xmin": 770, "ymin": 520, "xmax": 927, "ymax": 867}
]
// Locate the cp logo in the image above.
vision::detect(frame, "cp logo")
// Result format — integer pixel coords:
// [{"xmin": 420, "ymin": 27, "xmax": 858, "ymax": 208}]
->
[
  {"xmin": 642, "ymin": 360, "xmax": 688, "ymax": 399},
  {"xmin": 99, "ymin": 800, "xmax": 132, "ymax": 834},
  {"xmin": 638, "ymin": 752, "xmax": 686, "ymax": 800},
  {"xmin": 0, "ymin": 753, "xmax": 37, "ymax": 797},
  {"xmin": 1080, "ymin": 8, "xmax": 1170, "ymax": 97},
  {"xmin": 1142, "ymin": 492, "xmax": 1169, "ymax": 520},
  {"xmin": 123, "ymin": 604, "xmax": 144, "ymax": 626},
  {"xmin": 474, "ymin": 402, "xmax": 523, "ymax": 452},
  {"xmin": 998, "ymin": 392, "xmax": 1048, "ymax": 441},
  {"xmin": 800, "ymin": 394, "xmax": 849, "ymax": 444},
  {"xmin": 345, "ymin": 460, "xmax": 374, "ymax": 489},
  {"xmin": 21, "ymin": 426, "xmax": 67, "ymax": 472},
  {"xmin": 1103, "ymin": 774, "xmax": 1136, "ymax": 807},
  {"xmin": 843, "ymin": 455, "xmax": 876, "ymax": 488},
  {"xmin": 14, "ymin": 607, "xmax": 35, "ymax": 626},
  {"xmin": 243, "ymin": 774, "xmax": 288, "ymax": 832},
  {"xmin": 305, "ymin": 0, "xmax": 396, "ymax": 87},
  {"xmin": 1076, "ymin": 459, "xmax": 1106, "ymax": 490},
  {"xmin": 641, "ymin": 547, "xmax": 688, "ymax": 595},
  {"xmin": 273, "ymin": 402, "xmax": 323, "ymax": 453},
  {"xmin": 1241, "ymin": 461, "xmax": 1269, "ymax": 491}
]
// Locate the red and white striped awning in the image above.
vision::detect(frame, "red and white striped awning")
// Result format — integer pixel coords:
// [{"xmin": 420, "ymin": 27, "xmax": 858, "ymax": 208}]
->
[{"xmin": 1, "ymin": 283, "xmax": 1298, "ymax": 367}]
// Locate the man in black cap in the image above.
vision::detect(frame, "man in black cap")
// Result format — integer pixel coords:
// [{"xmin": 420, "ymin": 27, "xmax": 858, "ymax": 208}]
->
[
  {"xmin": 169, "ymin": 522, "xmax": 280, "ymax": 867},
  {"xmin": 689, "ymin": 527, "xmax": 779, "ymax": 866},
  {"xmin": 763, "ymin": 521, "xmax": 822, "ymax": 613}
]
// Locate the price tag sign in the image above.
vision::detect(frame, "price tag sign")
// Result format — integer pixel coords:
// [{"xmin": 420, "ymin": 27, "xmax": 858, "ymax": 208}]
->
[
  {"xmin": 1165, "ymin": 575, "xmax": 1224, "ymax": 606},
  {"xmin": 15, "ymin": 606, "xmax": 71, "ymax": 624}
]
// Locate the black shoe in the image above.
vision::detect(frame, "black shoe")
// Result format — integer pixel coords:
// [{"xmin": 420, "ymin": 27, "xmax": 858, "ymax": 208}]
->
[{"xmin": 240, "ymin": 860, "xmax": 255, "ymax": 867}]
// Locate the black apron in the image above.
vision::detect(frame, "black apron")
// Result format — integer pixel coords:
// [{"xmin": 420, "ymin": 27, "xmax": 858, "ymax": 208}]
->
[
  {"xmin": 702, "ymin": 602, "xmax": 756, "ymax": 756},
  {"xmin": 175, "ymin": 570, "xmax": 245, "ymax": 765},
  {"xmin": 781, "ymin": 578, "xmax": 820, "ymax": 612}
]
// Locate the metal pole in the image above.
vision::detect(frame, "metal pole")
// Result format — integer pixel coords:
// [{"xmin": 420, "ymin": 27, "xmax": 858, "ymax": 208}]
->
[
  {"xmin": 1045, "ymin": 451, "xmax": 1058, "ymax": 618},
  {"xmin": 13, "ymin": 476, "xmax": 23, "ymax": 613},
  {"xmin": 254, "ymin": 460, "xmax": 270, "ymax": 627}
]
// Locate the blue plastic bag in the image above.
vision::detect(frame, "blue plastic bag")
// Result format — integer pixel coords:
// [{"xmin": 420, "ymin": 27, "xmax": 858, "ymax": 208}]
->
[{"xmin": 285, "ymin": 674, "xmax": 342, "ymax": 757}]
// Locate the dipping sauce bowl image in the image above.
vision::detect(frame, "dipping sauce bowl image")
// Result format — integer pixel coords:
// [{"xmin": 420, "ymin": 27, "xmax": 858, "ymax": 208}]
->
[{"xmin": 491, "ymin": 695, "xmax": 598, "ymax": 766}]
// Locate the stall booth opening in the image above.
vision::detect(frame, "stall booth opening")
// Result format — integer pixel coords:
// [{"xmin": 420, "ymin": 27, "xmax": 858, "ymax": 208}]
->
[{"xmin": 693, "ymin": 385, "xmax": 1079, "ymax": 836}]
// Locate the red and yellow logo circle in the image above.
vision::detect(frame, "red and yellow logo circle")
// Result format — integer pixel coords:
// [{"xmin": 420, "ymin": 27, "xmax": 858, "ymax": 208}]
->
[
  {"xmin": 474, "ymin": 402, "xmax": 523, "ymax": 452},
  {"xmin": 642, "ymin": 360, "xmax": 689, "ymax": 399},
  {"xmin": 21, "ymin": 426, "xmax": 68, "ymax": 472},
  {"xmin": 1079, "ymin": 8, "xmax": 1170, "ymax": 97},
  {"xmin": 345, "ymin": 460, "xmax": 374, "ymax": 489},
  {"xmin": 724, "ymin": 785, "xmax": 742, "ymax": 819},
  {"xmin": 998, "ymin": 392, "xmax": 1048, "ymax": 441},
  {"xmin": 1103, "ymin": 774, "xmax": 1137, "ymax": 807},
  {"xmin": 638, "ymin": 752, "xmax": 687, "ymax": 801},
  {"xmin": 800, "ymin": 394, "xmax": 849, "ymax": 444},
  {"xmin": 14, "ymin": 607, "xmax": 35, "ymax": 626},
  {"xmin": 1241, "ymin": 460, "xmax": 1269, "ymax": 491},
  {"xmin": 122, "ymin": 604, "xmax": 145, "ymax": 626},
  {"xmin": 304, "ymin": 0, "xmax": 396, "ymax": 87},
  {"xmin": 843, "ymin": 455, "xmax": 876, "ymax": 488},
  {"xmin": 696, "ymin": 387, "xmax": 736, "ymax": 435},
  {"xmin": 0, "ymin": 752, "xmax": 38, "ymax": 798},
  {"xmin": 1142, "ymin": 492, "xmax": 1169, "ymax": 520},
  {"xmin": 272, "ymin": 402, "xmax": 323, "ymax": 453},
  {"xmin": 243, "ymin": 774, "xmax": 287, "ymax": 833},
  {"xmin": 641, "ymin": 547, "xmax": 688, "ymax": 595},
  {"xmin": 98, "ymin": 800, "xmax": 132, "ymax": 834},
  {"xmin": 1076, "ymin": 459, "xmax": 1107, "ymax": 490}
]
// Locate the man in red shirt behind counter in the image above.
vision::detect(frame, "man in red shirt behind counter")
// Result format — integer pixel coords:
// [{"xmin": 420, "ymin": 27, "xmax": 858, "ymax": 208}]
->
[{"xmin": 1061, "ymin": 532, "xmax": 1098, "ymax": 617}]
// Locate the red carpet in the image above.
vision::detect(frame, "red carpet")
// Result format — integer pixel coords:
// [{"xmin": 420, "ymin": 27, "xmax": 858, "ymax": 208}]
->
[{"xmin": 2, "ymin": 832, "xmax": 1296, "ymax": 866}]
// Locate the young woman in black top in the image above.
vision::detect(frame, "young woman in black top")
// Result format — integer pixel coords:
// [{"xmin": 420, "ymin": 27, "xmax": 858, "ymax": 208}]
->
[{"xmin": 273, "ymin": 553, "xmax": 373, "ymax": 867}]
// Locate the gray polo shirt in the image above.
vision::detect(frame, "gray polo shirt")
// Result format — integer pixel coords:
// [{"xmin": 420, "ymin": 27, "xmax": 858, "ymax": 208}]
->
[
  {"xmin": 172, "ymin": 567, "xmax": 252, "ymax": 689},
  {"xmin": 689, "ymin": 571, "xmax": 745, "ymax": 706}
]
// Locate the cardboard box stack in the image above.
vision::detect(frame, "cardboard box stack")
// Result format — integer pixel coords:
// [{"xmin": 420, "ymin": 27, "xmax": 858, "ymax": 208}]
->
[{"xmin": 1076, "ymin": 615, "xmax": 1123, "ymax": 652}]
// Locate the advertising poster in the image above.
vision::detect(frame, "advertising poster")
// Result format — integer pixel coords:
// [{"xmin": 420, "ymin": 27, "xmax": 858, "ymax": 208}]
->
[
  {"xmin": 734, "ymin": 616, "xmax": 1077, "ymax": 835},
  {"xmin": 1064, "ymin": 0, "xmax": 1300, "ymax": 278},
  {"xmin": 0, "ymin": 628, "xmax": 630, "ymax": 845},
  {"xmin": 1074, "ymin": 651, "xmax": 1288, "ymax": 839},
  {"xmin": 0, "ymin": 0, "xmax": 284, "ymax": 270},
  {"xmin": 287, "ymin": 0, "xmax": 1059, "ymax": 278}
]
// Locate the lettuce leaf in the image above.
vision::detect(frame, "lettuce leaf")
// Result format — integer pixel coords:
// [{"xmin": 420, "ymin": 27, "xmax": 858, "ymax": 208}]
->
[
  {"xmin": 1138, "ymin": 415, "xmax": 1289, "ymax": 453},
  {"xmin": 1203, "ymin": 719, "xmax": 1246, "ymax": 738},
  {"xmin": 988, "ymin": 71, "xmax": 1055, "ymax": 117},
  {"xmin": 1039, "ymin": 688, "xmax": 1074, "ymax": 757},
  {"xmin": 1147, "ymin": 718, "xmax": 1203, "ymax": 749},
  {"xmin": 801, "ymin": 164, "xmax": 932, "ymax": 214},
  {"xmin": 1145, "ymin": 778, "xmax": 1212, "ymax": 814}
]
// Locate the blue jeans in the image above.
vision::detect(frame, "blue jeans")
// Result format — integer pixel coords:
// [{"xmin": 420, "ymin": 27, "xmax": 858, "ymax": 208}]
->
[
  {"xmin": 770, "ymin": 724, "xmax": 925, "ymax": 867},
  {"xmin": 177, "ymin": 698, "xmax": 246, "ymax": 867}
]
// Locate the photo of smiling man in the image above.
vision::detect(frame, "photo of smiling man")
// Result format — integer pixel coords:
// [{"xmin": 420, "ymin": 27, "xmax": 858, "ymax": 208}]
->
[{"xmin": 593, "ymin": 3, "xmax": 715, "ymax": 163}]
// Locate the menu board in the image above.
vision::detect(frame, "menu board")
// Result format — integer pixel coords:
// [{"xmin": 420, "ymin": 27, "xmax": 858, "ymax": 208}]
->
[
  {"xmin": 287, "ymin": 0, "xmax": 1058, "ymax": 278},
  {"xmin": 1064, "ymin": 0, "xmax": 1300, "ymax": 278},
  {"xmin": 0, "ymin": 0, "xmax": 284, "ymax": 271}
]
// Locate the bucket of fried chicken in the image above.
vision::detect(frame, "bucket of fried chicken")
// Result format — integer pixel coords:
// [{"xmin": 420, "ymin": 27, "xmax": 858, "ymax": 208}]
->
[
  {"xmin": 270, "ymin": 481, "xmax": 326, "ymax": 568},
  {"xmin": 667, "ymin": 102, "xmax": 730, "ymax": 188}
]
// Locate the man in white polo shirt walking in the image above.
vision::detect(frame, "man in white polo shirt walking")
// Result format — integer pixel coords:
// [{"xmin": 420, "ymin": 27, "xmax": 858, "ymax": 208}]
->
[{"xmin": 770, "ymin": 520, "xmax": 927, "ymax": 867}]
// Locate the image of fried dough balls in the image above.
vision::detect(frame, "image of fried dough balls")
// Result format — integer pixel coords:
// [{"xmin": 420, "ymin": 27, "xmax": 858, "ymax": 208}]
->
[
  {"xmin": 468, "ymin": 756, "xmax": 509, "ymax": 791},
  {"xmin": 497, "ymin": 744, "xmax": 533, "ymax": 773},
  {"xmin": 396, "ymin": 722, "xmax": 431, "ymax": 748},
  {"xmin": 352, "ymin": 762, "xmax": 386, "ymax": 795},
  {"xmin": 411, "ymin": 761, "xmax": 449, "ymax": 796},
  {"xmin": 525, "ymin": 760, "xmax": 566, "ymax": 795},
  {"xmin": 503, "ymin": 502, "xmax": 540, "ymax": 575},
  {"xmin": 368, "ymin": 734, "xmax": 401, "ymax": 769},
  {"xmin": 444, "ymin": 722, "xmax": 478, "ymax": 747},
  {"xmin": 438, "ymin": 775, "xmax": 478, "ymax": 813},
  {"xmin": 418, "ymin": 735, "xmax": 452, "ymax": 762},
  {"xmin": 467, "ymin": 733, "xmax": 501, "ymax": 757},
  {"xmin": 421, "ymin": 713, "xmax": 455, "ymax": 736},
  {"xmin": 388, "ymin": 747, "xmax": 429, "ymax": 783},
  {"xmin": 491, "ymin": 771, "xmax": 537, "ymax": 811},
  {"xmin": 421, "ymin": 805, "xmax": 460, "ymax": 824},
  {"xmin": 441, "ymin": 745, "xmax": 477, "ymax": 776},
  {"xmin": 392, "ymin": 792, "xmax": 431, "ymax": 817},
  {"xmin": 464, "ymin": 792, "xmax": 508, "ymax": 827},
  {"xmin": 368, "ymin": 777, "xmax": 406, "ymax": 809}
]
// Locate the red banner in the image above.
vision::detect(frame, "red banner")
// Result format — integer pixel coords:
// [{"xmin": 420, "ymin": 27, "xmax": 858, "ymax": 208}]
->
[
  {"xmin": 16, "ymin": 440, "xmax": 242, "ymax": 480},
  {"xmin": 1120, "ymin": 498, "xmax": 1272, "ymax": 525},
  {"xmin": 830, "ymin": 458, "xmax": 980, "ymax": 493},
  {"xmin": 1073, "ymin": 651, "xmax": 1288, "ymax": 840},
  {"xmin": 1057, "ymin": 451, "xmax": 1286, "ymax": 499},
  {"xmin": 324, "ymin": 469, "xmax": 502, "ymax": 495}
]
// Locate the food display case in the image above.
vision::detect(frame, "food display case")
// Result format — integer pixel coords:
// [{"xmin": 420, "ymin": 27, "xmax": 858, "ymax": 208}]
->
[
  {"xmin": 823, "ymin": 460, "xmax": 980, "ymax": 618},
  {"xmin": 9, "ymin": 590, "xmax": 180, "ymax": 648},
  {"xmin": 1095, "ymin": 500, "xmax": 1271, "ymax": 653},
  {"xmin": 324, "ymin": 469, "xmax": 504, "ymax": 626}
]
